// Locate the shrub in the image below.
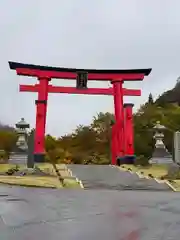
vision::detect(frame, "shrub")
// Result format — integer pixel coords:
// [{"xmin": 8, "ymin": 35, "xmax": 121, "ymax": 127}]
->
[
  {"xmin": 168, "ymin": 179, "xmax": 174, "ymax": 183},
  {"xmin": 71, "ymin": 154, "xmax": 84, "ymax": 164},
  {"xmin": 135, "ymin": 155, "xmax": 149, "ymax": 166},
  {"xmin": 165, "ymin": 167, "xmax": 180, "ymax": 180},
  {"xmin": 6, "ymin": 165, "xmax": 19, "ymax": 176}
]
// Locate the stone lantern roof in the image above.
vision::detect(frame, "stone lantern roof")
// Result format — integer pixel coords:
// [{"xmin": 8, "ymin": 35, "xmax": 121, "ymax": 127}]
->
[
  {"xmin": 15, "ymin": 118, "xmax": 30, "ymax": 129},
  {"xmin": 153, "ymin": 121, "xmax": 166, "ymax": 131}
]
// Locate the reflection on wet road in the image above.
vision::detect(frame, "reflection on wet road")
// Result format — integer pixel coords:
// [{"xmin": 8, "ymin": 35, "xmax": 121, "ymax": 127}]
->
[{"xmin": 0, "ymin": 186, "xmax": 180, "ymax": 239}]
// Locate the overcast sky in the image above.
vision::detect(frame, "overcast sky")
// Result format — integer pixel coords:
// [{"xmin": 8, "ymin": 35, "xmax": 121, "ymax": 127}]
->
[{"xmin": 0, "ymin": 0, "xmax": 180, "ymax": 136}]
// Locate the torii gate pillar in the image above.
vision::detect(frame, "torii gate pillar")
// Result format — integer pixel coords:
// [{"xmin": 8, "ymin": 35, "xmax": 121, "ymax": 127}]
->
[
  {"xmin": 34, "ymin": 77, "xmax": 50, "ymax": 162},
  {"xmin": 111, "ymin": 80, "xmax": 124, "ymax": 159},
  {"xmin": 124, "ymin": 103, "xmax": 135, "ymax": 163}
]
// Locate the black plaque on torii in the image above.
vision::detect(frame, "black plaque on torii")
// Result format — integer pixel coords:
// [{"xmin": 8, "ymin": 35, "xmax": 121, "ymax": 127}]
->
[{"xmin": 76, "ymin": 71, "xmax": 88, "ymax": 89}]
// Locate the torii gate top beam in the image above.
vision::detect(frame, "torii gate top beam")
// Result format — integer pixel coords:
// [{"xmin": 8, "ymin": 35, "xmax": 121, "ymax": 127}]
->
[
  {"xmin": 9, "ymin": 61, "xmax": 151, "ymax": 81},
  {"xmin": 20, "ymin": 84, "xmax": 141, "ymax": 96}
]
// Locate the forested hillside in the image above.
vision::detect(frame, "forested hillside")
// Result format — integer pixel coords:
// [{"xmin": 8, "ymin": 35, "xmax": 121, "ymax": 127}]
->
[
  {"xmin": 0, "ymin": 80, "xmax": 180, "ymax": 164},
  {"xmin": 156, "ymin": 79, "xmax": 180, "ymax": 106}
]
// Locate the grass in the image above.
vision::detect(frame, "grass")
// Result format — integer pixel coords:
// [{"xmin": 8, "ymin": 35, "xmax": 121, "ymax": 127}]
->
[
  {"xmin": 170, "ymin": 180, "xmax": 180, "ymax": 191},
  {"xmin": 0, "ymin": 163, "xmax": 69, "ymax": 177},
  {"xmin": 0, "ymin": 176, "xmax": 80, "ymax": 189},
  {"xmin": 0, "ymin": 163, "xmax": 81, "ymax": 189},
  {"xmin": 120, "ymin": 164, "xmax": 168, "ymax": 178},
  {"xmin": 0, "ymin": 164, "xmax": 23, "ymax": 172},
  {"xmin": 36, "ymin": 163, "xmax": 70, "ymax": 177},
  {"xmin": 0, "ymin": 176, "xmax": 63, "ymax": 188}
]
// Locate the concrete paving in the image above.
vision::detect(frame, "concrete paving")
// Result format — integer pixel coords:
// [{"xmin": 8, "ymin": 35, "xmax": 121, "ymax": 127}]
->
[
  {"xmin": 68, "ymin": 165, "xmax": 172, "ymax": 191},
  {"xmin": 0, "ymin": 186, "xmax": 179, "ymax": 239}
]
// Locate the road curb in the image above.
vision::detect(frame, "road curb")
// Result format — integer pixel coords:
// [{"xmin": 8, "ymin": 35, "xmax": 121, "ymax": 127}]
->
[
  {"xmin": 75, "ymin": 177, "xmax": 84, "ymax": 189},
  {"xmin": 136, "ymin": 172, "xmax": 146, "ymax": 178},
  {"xmin": 67, "ymin": 168, "xmax": 73, "ymax": 177},
  {"xmin": 164, "ymin": 180, "xmax": 177, "ymax": 192},
  {"xmin": 66, "ymin": 166, "xmax": 84, "ymax": 189},
  {"xmin": 135, "ymin": 170, "xmax": 177, "ymax": 192},
  {"xmin": 119, "ymin": 166, "xmax": 177, "ymax": 191}
]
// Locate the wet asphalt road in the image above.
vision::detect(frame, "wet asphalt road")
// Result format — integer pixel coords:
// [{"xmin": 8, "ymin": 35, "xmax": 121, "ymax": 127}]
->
[
  {"xmin": 0, "ymin": 165, "xmax": 178, "ymax": 239},
  {"xmin": 0, "ymin": 186, "xmax": 180, "ymax": 239}
]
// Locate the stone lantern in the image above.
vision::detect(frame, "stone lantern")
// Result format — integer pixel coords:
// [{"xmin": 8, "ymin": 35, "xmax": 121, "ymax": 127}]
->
[
  {"xmin": 9, "ymin": 118, "xmax": 30, "ymax": 164},
  {"xmin": 15, "ymin": 118, "xmax": 30, "ymax": 152},
  {"xmin": 149, "ymin": 121, "xmax": 173, "ymax": 164}
]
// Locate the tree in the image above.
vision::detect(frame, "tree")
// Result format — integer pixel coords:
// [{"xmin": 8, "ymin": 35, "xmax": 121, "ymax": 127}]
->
[
  {"xmin": 48, "ymin": 148, "xmax": 65, "ymax": 163},
  {"xmin": 148, "ymin": 93, "xmax": 154, "ymax": 104},
  {"xmin": 91, "ymin": 112, "xmax": 114, "ymax": 134},
  {"xmin": 91, "ymin": 112, "xmax": 114, "ymax": 161},
  {"xmin": 45, "ymin": 135, "xmax": 57, "ymax": 152},
  {"xmin": 0, "ymin": 130, "xmax": 17, "ymax": 154}
]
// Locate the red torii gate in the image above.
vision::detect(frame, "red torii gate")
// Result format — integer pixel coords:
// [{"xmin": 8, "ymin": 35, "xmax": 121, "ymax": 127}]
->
[{"xmin": 9, "ymin": 61, "xmax": 151, "ymax": 164}]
